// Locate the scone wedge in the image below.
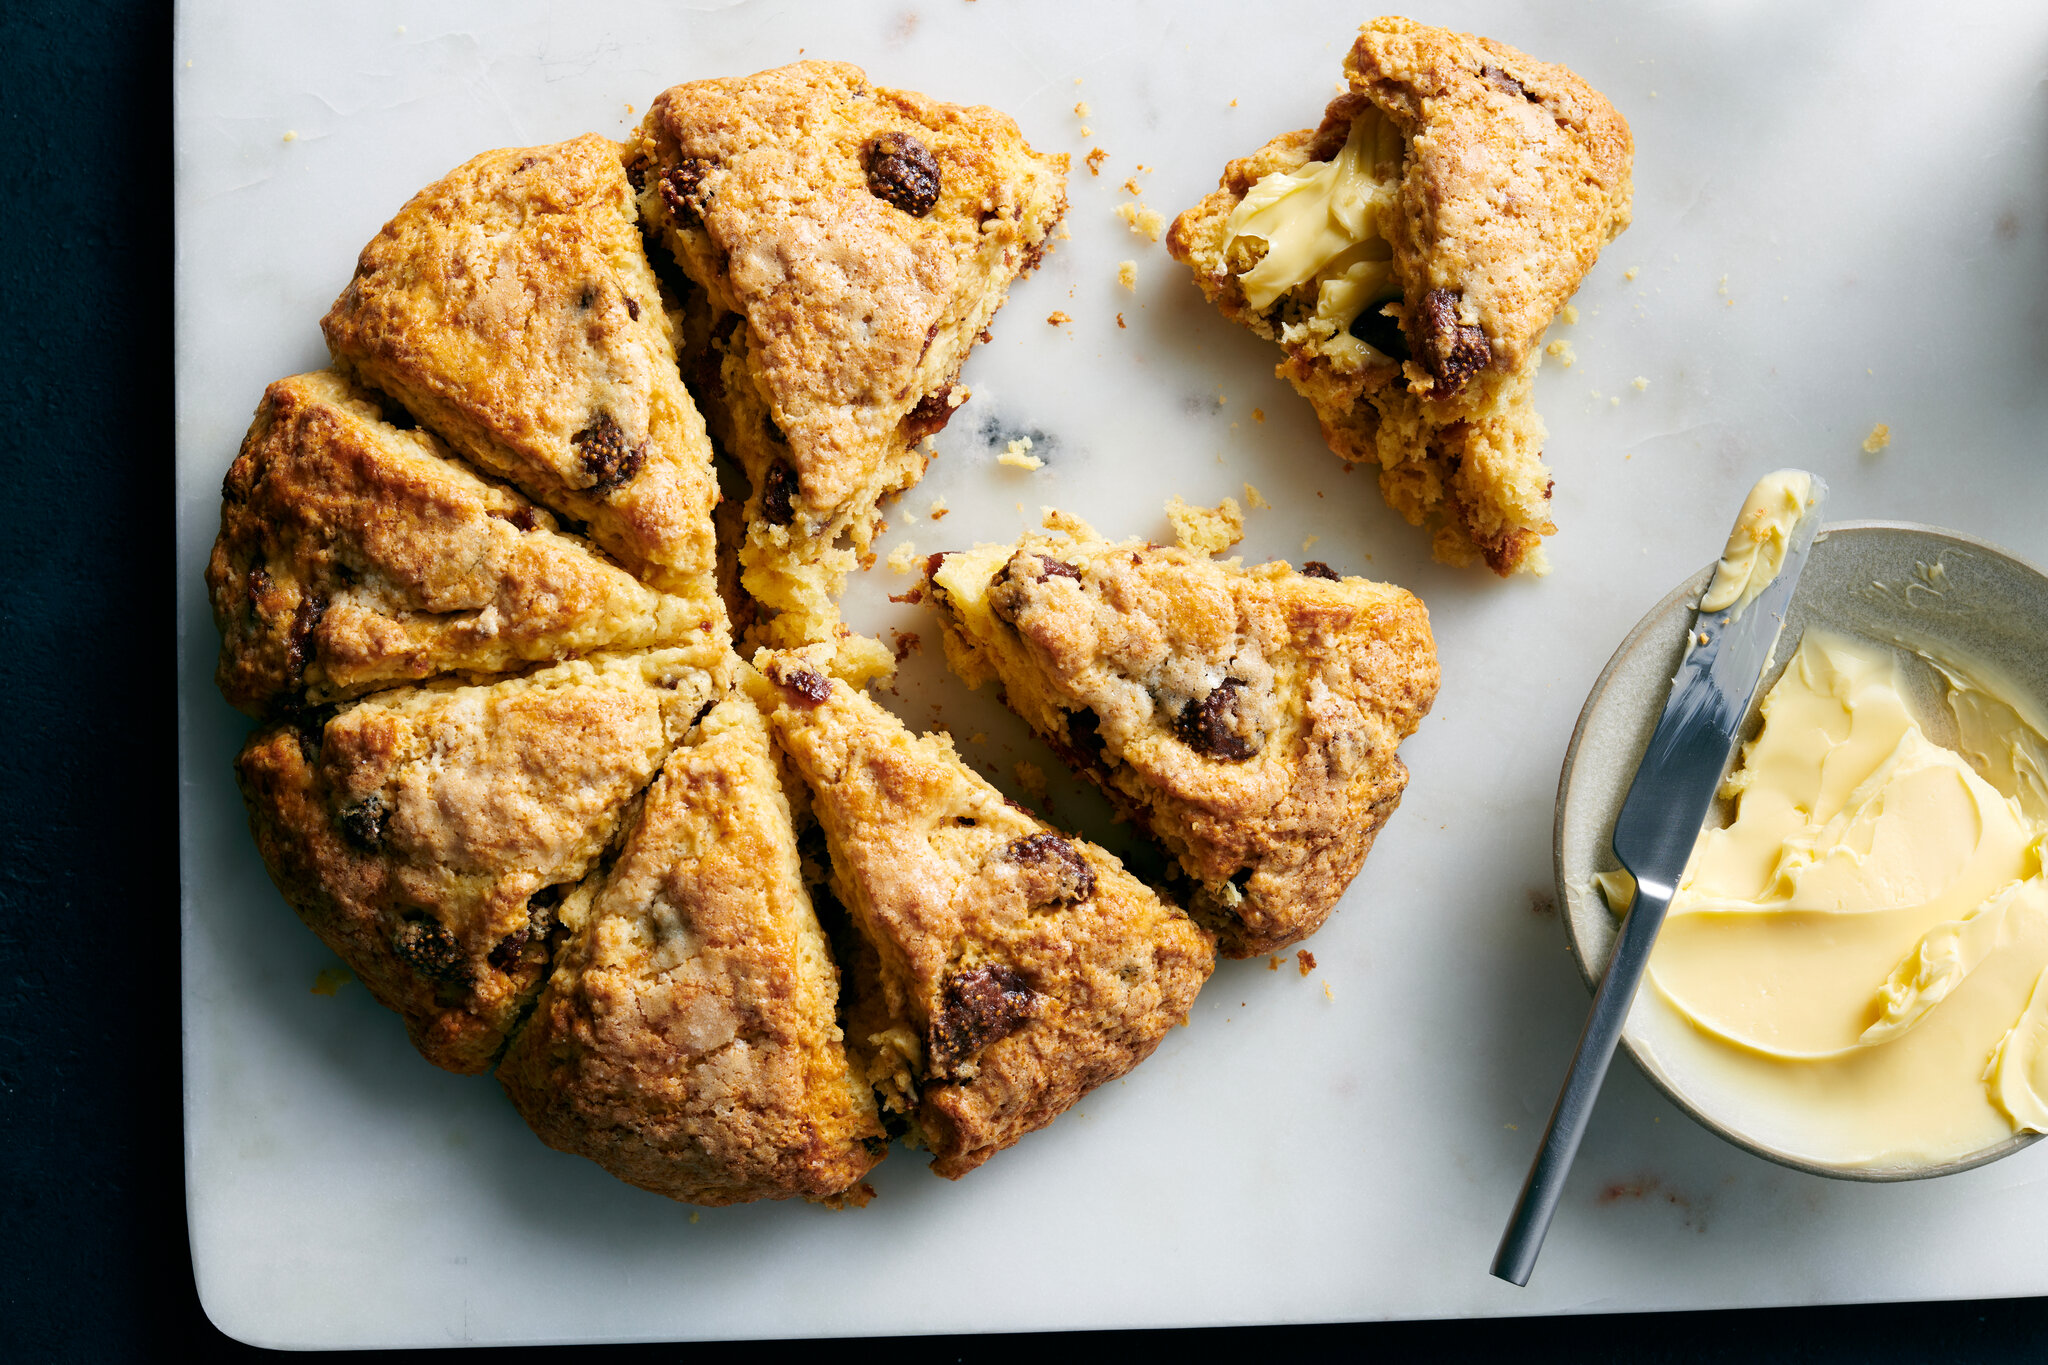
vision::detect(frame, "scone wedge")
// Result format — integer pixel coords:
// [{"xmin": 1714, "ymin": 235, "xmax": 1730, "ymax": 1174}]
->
[
  {"xmin": 927, "ymin": 514, "xmax": 1439, "ymax": 956},
  {"xmin": 630, "ymin": 61, "xmax": 1067, "ymax": 662},
  {"xmin": 756, "ymin": 648, "xmax": 1215, "ymax": 1178},
  {"xmin": 235, "ymin": 649, "xmax": 725, "ymax": 1074},
  {"xmin": 1167, "ymin": 17, "xmax": 1632, "ymax": 573},
  {"xmin": 208, "ymin": 370, "xmax": 719, "ymax": 717},
  {"xmin": 499, "ymin": 689, "xmax": 885, "ymax": 1206},
  {"xmin": 321, "ymin": 133, "xmax": 725, "ymax": 608}
]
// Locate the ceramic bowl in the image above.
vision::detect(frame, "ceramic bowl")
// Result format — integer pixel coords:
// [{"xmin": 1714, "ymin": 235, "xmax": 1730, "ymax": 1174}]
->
[{"xmin": 1554, "ymin": 521, "xmax": 2048, "ymax": 1180}]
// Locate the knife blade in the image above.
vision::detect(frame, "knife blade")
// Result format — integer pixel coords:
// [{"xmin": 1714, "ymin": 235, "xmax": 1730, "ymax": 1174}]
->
[{"xmin": 1490, "ymin": 470, "xmax": 1826, "ymax": 1287}]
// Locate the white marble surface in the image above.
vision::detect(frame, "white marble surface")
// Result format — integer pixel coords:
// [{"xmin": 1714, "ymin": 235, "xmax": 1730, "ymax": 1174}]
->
[{"xmin": 175, "ymin": 0, "xmax": 2048, "ymax": 1348}]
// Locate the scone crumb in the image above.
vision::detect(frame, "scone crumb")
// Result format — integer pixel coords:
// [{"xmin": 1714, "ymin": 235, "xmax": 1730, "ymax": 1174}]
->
[
  {"xmin": 1000, "ymin": 437, "xmax": 1043, "ymax": 470},
  {"xmin": 1323, "ymin": 981, "xmax": 1335, "ymax": 1001},
  {"xmin": 886, "ymin": 540, "xmax": 922, "ymax": 574},
  {"xmin": 1302, "ymin": 534, "xmax": 1320, "ymax": 551},
  {"xmin": 281, "ymin": 129, "xmax": 298, "ymax": 143},
  {"xmin": 1546, "ymin": 339, "xmax": 1577, "ymax": 367},
  {"xmin": 1631, "ymin": 376, "xmax": 1650, "ymax": 391},
  {"xmin": 1561, "ymin": 304, "xmax": 1580, "ymax": 324},
  {"xmin": 1624, "ymin": 266, "xmax": 1640, "ymax": 281},
  {"xmin": 689, "ymin": 1212, "xmax": 700, "ymax": 1225},
  {"xmin": 1012, "ymin": 761, "xmax": 1049, "ymax": 806},
  {"xmin": 1252, "ymin": 407, "xmax": 1265, "ymax": 423},
  {"xmin": 1074, "ymin": 101, "xmax": 1091, "ymax": 118},
  {"xmin": 1046, "ymin": 311, "xmax": 1071, "ymax": 327},
  {"xmin": 929, "ymin": 497, "xmax": 950, "ymax": 520},
  {"xmin": 890, "ymin": 630, "xmax": 921, "ymax": 662},
  {"xmin": 1116, "ymin": 312, "xmax": 1126, "ymax": 329},
  {"xmin": 1166, "ymin": 495, "xmax": 1244, "ymax": 554},
  {"xmin": 1122, "ymin": 176, "xmax": 1142, "ymax": 195},
  {"xmin": 1116, "ymin": 201, "xmax": 1165, "ymax": 241},
  {"xmin": 1116, "ymin": 260, "xmax": 1137, "ymax": 291},
  {"xmin": 1243, "ymin": 483, "xmax": 1272, "ymax": 511},
  {"xmin": 1863, "ymin": 423, "xmax": 1892, "ymax": 454},
  {"xmin": 1229, "ymin": 98, "xmax": 1239, "ymax": 107},
  {"xmin": 887, "ymin": 586, "xmax": 924, "ymax": 605},
  {"xmin": 1296, "ymin": 949, "xmax": 1317, "ymax": 977},
  {"xmin": 311, "ymin": 965, "xmax": 352, "ymax": 996},
  {"xmin": 1267, "ymin": 956, "xmax": 1282, "ymax": 971},
  {"xmin": 1085, "ymin": 147, "xmax": 1108, "ymax": 176}
]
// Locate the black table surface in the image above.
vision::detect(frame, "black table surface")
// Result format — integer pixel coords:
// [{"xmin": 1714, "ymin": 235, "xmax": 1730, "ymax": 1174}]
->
[{"xmin": 4, "ymin": 1, "xmax": 2042, "ymax": 1358}]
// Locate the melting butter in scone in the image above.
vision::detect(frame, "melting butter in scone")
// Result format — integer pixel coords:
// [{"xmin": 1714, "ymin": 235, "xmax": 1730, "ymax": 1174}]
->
[{"xmin": 1610, "ymin": 630, "xmax": 2048, "ymax": 1166}]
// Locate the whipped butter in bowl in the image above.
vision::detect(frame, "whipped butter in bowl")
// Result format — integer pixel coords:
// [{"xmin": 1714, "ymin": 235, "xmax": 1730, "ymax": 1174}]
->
[{"xmin": 1557, "ymin": 521, "xmax": 2048, "ymax": 1178}]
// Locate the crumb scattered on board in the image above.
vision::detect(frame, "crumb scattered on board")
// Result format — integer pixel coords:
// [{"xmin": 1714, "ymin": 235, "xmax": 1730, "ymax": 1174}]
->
[
  {"xmin": 1046, "ymin": 310, "xmax": 1071, "ymax": 326},
  {"xmin": 890, "ymin": 630, "xmax": 920, "ymax": 662},
  {"xmin": 1116, "ymin": 260, "xmax": 1137, "ymax": 291},
  {"xmin": 1000, "ymin": 437, "xmax": 1043, "ymax": 470},
  {"xmin": 1243, "ymin": 483, "xmax": 1271, "ymax": 511},
  {"xmin": 1252, "ymin": 407, "xmax": 1265, "ymax": 423},
  {"xmin": 1302, "ymin": 534, "xmax": 1320, "ymax": 551},
  {"xmin": 1623, "ymin": 266, "xmax": 1640, "ymax": 281},
  {"xmin": 886, "ymin": 541, "xmax": 921, "ymax": 574},
  {"xmin": 1117, "ymin": 202, "xmax": 1164, "ymax": 241},
  {"xmin": 1085, "ymin": 147, "xmax": 1107, "ymax": 175},
  {"xmin": 1297, "ymin": 949, "xmax": 1317, "ymax": 977},
  {"xmin": 1560, "ymin": 304, "xmax": 1579, "ymax": 324},
  {"xmin": 311, "ymin": 966, "xmax": 352, "ymax": 996},
  {"xmin": 928, "ymin": 497, "xmax": 949, "ymax": 520},
  {"xmin": 1631, "ymin": 376, "xmax": 1649, "ymax": 391},
  {"xmin": 1074, "ymin": 101, "xmax": 1091, "ymax": 118},
  {"xmin": 1864, "ymin": 423, "xmax": 1891, "ymax": 453},
  {"xmin": 1116, "ymin": 312, "xmax": 1126, "ymax": 329},
  {"xmin": 1167, "ymin": 495, "xmax": 1244, "ymax": 554},
  {"xmin": 1545, "ymin": 339, "xmax": 1576, "ymax": 367},
  {"xmin": 1013, "ymin": 761, "xmax": 1049, "ymax": 806}
]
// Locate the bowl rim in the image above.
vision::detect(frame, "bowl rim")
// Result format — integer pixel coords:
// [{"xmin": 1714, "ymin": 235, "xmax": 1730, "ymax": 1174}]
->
[{"xmin": 1551, "ymin": 519, "xmax": 2048, "ymax": 1183}]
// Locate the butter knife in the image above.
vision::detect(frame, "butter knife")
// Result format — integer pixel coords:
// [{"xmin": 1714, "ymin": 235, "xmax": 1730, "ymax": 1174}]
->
[{"xmin": 1490, "ymin": 470, "xmax": 1827, "ymax": 1287}]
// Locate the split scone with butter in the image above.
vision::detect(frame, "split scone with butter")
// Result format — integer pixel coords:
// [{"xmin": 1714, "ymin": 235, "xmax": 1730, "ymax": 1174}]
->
[
  {"xmin": 926, "ymin": 512, "xmax": 1439, "ymax": 956},
  {"xmin": 321, "ymin": 134, "xmax": 726, "ymax": 611},
  {"xmin": 499, "ymin": 689, "xmax": 886, "ymax": 1206},
  {"xmin": 235, "ymin": 649, "xmax": 725, "ymax": 1075},
  {"xmin": 629, "ymin": 61, "xmax": 1067, "ymax": 675},
  {"xmin": 1166, "ymin": 17, "xmax": 1633, "ymax": 574},
  {"xmin": 207, "ymin": 370, "xmax": 715, "ymax": 717},
  {"xmin": 757, "ymin": 647, "xmax": 1215, "ymax": 1178}
]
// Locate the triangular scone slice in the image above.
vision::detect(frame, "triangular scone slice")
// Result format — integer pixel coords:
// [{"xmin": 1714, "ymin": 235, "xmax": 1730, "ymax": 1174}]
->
[
  {"xmin": 499, "ymin": 689, "xmax": 885, "ymax": 1206},
  {"xmin": 630, "ymin": 61, "xmax": 1067, "ymax": 651},
  {"xmin": 926, "ymin": 512, "xmax": 1439, "ymax": 957},
  {"xmin": 207, "ymin": 371, "xmax": 722, "ymax": 717},
  {"xmin": 756, "ymin": 648, "xmax": 1214, "ymax": 1178},
  {"xmin": 320, "ymin": 134, "xmax": 724, "ymax": 608},
  {"xmin": 235, "ymin": 649, "xmax": 725, "ymax": 1074},
  {"xmin": 1166, "ymin": 18, "xmax": 1632, "ymax": 574}
]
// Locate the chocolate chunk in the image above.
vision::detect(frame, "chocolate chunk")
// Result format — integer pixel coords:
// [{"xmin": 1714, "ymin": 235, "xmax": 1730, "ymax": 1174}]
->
[
  {"xmin": 864, "ymin": 132, "xmax": 941, "ymax": 216},
  {"xmin": 659, "ymin": 156, "xmax": 715, "ymax": 229},
  {"xmin": 759, "ymin": 458, "xmax": 799, "ymax": 526},
  {"xmin": 1005, "ymin": 833, "xmax": 1096, "ymax": 906},
  {"xmin": 1033, "ymin": 556, "xmax": 1082, "ymax": 582},
  {"xmin": 774, "ymin": 665, "xmax": 832, "ymax": 708},
  {"xmin": 624, "ymin": 154, "xmax": 649, "ymax": 192},
  {"xmin": 1347, "ymin": 299, "xmax": 1409, "ymax": 362},
  {"xmin": 245, "ymin": 565, "xmax": 273, "ymax": 614},
  {"xmin": 1416, "ymin": 287, "xmax": 1491, "ymax": 393},
  {"xmin": 283, "ymin": 593, "xmax": 328, "ymax": 689},
  {"xmin": 392, "ymin": 918, "xmax": 465, "ymax": 983},
  {"xmin": 571, "ymin": 413, "xmax": 645, "ymax": 493},
  {"xmin": 625, "ymin": 296, "xmax": 640, "ymax": 321},
  {"xmin": 902, "ymin": 384, "xmax": 958, "ymax": 442},
  {"xmin": 337, "ymin": 796, "xmax": 388, "ymax": 851},
  {"xmin": 1302, "ymin": 560, "xmax": 1340, "ymax": 581},
  {"xmin": 928, "ymin": 963, "xmax": 1038, "ymax": 1077},
  {"xmin": 1175, "ymin": 679, "xmax": 1258, "ymax": 761}
]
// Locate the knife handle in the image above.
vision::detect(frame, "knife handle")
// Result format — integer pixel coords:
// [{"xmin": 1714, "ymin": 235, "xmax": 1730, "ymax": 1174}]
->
[{"xmin": 1490, "ymin": 880, "xmax": 1675, "ymax": 1287}]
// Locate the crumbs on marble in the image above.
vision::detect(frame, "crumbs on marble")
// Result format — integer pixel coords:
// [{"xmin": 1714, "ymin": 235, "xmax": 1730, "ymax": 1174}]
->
[
  {"xmin": 1116, "ymin": 202, "xmax": 1165, "ymax": 242},
  {"xmin": 1013, "ymin": 761, "xmax": 1049, "ymax": 806},
  {"xmin": 1116, "ymin": 312, "xmax": 1126, "ymax": 329},
  {"xmin": 1631, "ymin": 376, "xmax": 1649, "ymax": 391},
  {"xmin": 1085, "ymin": 147, "xmax": 1108, "ymax": 176},
  {"xmin": 1117, "ymin": 260, "xmax": 1137, "ymax": 291},
  {"xmin": 282, "ymin": 129, "xmax": 298, "ymax": 143},
  {"xmin": 928, "ymin": 497, "xmax": 950, "ymax": 521},
  {"xmin": 1302, "ymin": 534, "xmax": 1320, "ymax": 551},
  {"xmin": 1243, "ymin": 483, "xmax": 1271, "ymax": 511},
  {"xmin": 1121, "ymin": 176, "xmax": 1142, "ymax": 196},
  {"xmin": 1046, "ymin": 311, "xmax": 1071, "ymax": 327},
  {"xmin": 1167, "ymin": 495, "xmax": 1244, "ymax": 554},
  {"xmin": 1323, "ymin": 980, "xmax": 1334, "ymax": 1001},
  {"xmin": 1000, "ymin": 437, "xmax": 1043, "ymax": 470},
  {"xmin": 1623, "ymin": 266, "xmax": 1640, "ymax": 281},
  {"xmin": 1074, "ymin": 100, "xmax": 1091, "ymax": 118},
  {"xmin": 1252, "ymin": 407, "xmax": 1265, "ymax": 424},
  {"xmin": 311, "ymin": 965, "xmax": 353, "ymax": 996},
  {"xmin": 890, "ymin": 630, "xmax": 920, "ymax": 662},
  {"xmin": 886, "ymin": 540, "xmax": 921, "ymax": 574},
  {"xmin": 1297, "ymin": 949, "xmax": 1316, "ymax": 977},
  {"xmin": 1863, "ymin": 423, "xmax": 1892, "ymax": 454},
  {"xmin": 1560, "ymin": 304, "xmax": 1579, "ymax": 325},
  {"xmin": 1545, "ymin": 339, "xmax": 1576, "ymax": 367}
]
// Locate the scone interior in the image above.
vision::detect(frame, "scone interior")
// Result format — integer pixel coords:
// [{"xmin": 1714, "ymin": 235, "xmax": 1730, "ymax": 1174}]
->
[
  {"xmin": 926, "ymin": 513, "xmax": 1440, "ymax": 957},
  {"xmin": 320, "ymin": 133, "xmax": 727, "ymax": 612},
  {"xmin": 756, "ymin": 647, "xmax": 1216, "ymax": 1178},
  {"xmin": 498, "ymin": 689, "xmax": 885, "ymax": 1206},
  {"xmin": 208, "ymin": 369, "xmax": 711, "ymax": 716},
  {"xmin": 1166, "ymin": 17, "xmax": 1633, "ymax": 573},
  {"xmin": 234, "ymin": 648, "xmax": 725, "ymax": 1074},
  {"xmin": 629, "ymin": 60, "xmax": 1067, "ymax": 659}
]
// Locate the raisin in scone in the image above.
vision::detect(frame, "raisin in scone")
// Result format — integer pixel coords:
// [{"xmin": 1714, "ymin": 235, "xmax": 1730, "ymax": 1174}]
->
[
  {"xmin": 321, "ymin": 134, "xmax": 725, "ymax": 608},
  {"xmin": 756, "ymin": 648, "xmax": 1214, "ymax": 1178},
  {"xmin": 499, "ymin": 689, "xmax": 885, "ymax": 1206},
  {"xmin": 208, "ymin": 370, "xmax": 718, "ymax": 717},
  {"xmin": 235, "ymin": 649, "xmax": 724, "ymax": 1074},
  {"xmin": 1166, "ymin": 18, "xmax": 1632, "ymax": 574},
  {"xmin": 926, "ymin": 512, "xmax": 1439, "ymax": 957},
  {"xmin": 630, "ymin": 61, "xmax": 1067, "ymax": 666}
]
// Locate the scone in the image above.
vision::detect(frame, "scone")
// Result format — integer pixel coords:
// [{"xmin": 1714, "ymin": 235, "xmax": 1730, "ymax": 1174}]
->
[
  {"xmin": 630, "ymin": 61, "xmax": 1067, "ymax": 667},
  {"xmin": 208, "ymin": 370, "xmax": 718, "ymax": 717},
  {"xmin": 235, "ymin": 649, "xmax": 724, "ymax": 1074},
  {"xmin": 756, "ymin": 648, "xmax": 1215, "ymax": 1178},
  {"xmin": 926, "ymin": 512, "xmax": 1439, "ymax": 956},
  {"xmin": 1166, "ymin": 17, "xmax": 1632, "ymax": 573},
  {"xmin": 499, "ymin": 689, "xmax": 885, "ymax": 1206},
  {"xmin": 321, "ymin": 133, "xmax": 726, "ymax": 607}
]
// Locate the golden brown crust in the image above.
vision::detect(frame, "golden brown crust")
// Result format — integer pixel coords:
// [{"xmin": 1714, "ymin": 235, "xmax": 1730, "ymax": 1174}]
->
[
  {"xmin": 498, "ymin": 691, "xmax": 884, "ymax": 1205},
  {"xmin": 207, "ymin": 370, "xmax": 718, "ymax": 716},
  {"xmin": 630, "ymin": 62, "xmax": 1067, "ymax": 648},
  {"xmin": 927, "ymin": 519, "xmax": 1439, "ymax": 956},
  {"xmin": 757, "ymin": 648, "xmax": 1215, "ymax": 1178},
  {"xmin": 1166, "ymin": 17, "xmax": 1632, "ymax": 574},
  {"xmin": 319, "ymin": 134, "xmax": 725, "ymax": 607},
  {"xmin": 234, "ymin": 650, "xmax": 724, "ymax": 1074}
]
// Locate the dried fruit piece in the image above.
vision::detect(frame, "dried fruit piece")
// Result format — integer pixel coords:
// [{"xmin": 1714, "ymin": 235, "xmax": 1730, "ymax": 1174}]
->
[
  {"xmin": 393, "ymin": 918, "xmax": 465, "ymax": 982},
  {"xmin": 760, "ymin": 458, "xmax": 799, "ymax": 526},
  {"xmin": 660, "ymin": 156, "xmax": 715, "ymax": 229},
  {"xmin": 337, "ymin": 796, "xmax": 387, "ymax": 851},
  {"xmin": 864, "ymin": 132, "xmax": 941, "ymax": 216},
  {"xmin": 928, "ymin": 964, "xmax": 1039, "ymax": 1078},
  {"xmin": 901, "ymin": 385, "xmax": 958, "ymax": 442},
  {"xmin": 1417, "ymin": 287, "xmax": 1492, "ymax": 393},
  {"xmin": 1175, "ymin": 679, "xmax": 1257, "ymax": 762},
  {"xmin": 1302, "ymin": 561, "xmax": 1340, "ymax": 580},
  {"xmin": 1005, "ymin": 833, "xmax": 1096, "ymax": 906},
  {"xmin": 572, "ymin": 413, "xmax": 645, "ymax": 493}
]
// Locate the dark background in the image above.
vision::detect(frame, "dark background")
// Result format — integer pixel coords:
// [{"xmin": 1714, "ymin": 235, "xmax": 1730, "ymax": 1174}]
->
[{"xmin": 3, "ymin": 1, "xmax": 2044, "ymax": 1358}]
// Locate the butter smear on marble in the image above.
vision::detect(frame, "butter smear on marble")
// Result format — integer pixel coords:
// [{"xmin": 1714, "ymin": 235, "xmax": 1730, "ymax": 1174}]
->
[{"xmin": 1609, "ymin": 629, "xmax": 2048, "ymax": 1166}]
